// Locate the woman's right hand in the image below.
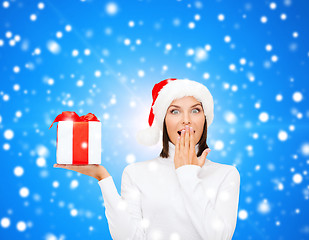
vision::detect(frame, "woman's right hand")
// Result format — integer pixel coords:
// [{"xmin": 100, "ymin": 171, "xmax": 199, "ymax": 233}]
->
[{"xmin": 53, "ymin": 164, "xmax": 111, "ymax": 181}]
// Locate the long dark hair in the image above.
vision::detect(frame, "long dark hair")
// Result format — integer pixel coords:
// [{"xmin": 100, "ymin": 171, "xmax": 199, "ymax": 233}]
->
[{"xmin": 160, "ymin": 115, "xmax": 209, "ymax": 158}]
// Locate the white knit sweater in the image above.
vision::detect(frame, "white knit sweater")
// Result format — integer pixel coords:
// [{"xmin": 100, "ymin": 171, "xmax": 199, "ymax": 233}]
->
[{"xmin": 98, "ymin": 141, "xmax": 240, "ymax": 240}]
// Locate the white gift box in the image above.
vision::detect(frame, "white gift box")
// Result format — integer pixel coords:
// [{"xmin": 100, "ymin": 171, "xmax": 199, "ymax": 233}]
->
[{"xmin": 56, "ymin": 121, "xmax": 101, "ymax": 164}]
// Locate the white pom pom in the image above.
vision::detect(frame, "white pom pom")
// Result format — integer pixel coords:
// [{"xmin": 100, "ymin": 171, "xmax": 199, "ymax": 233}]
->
[{"xmin": 136, "ymin": 123, "xmax": 160, "ymax": 146}]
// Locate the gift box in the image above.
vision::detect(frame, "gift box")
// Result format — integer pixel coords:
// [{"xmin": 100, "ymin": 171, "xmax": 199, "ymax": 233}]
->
[{"xmin": 49, "ymin": 111, "xmax": 101, "ymax": 164}]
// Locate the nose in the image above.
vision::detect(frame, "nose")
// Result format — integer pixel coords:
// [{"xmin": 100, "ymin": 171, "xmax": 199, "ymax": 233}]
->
[{"xmin": 182, "ymin": 113, "xmax": 191, "ymax": 125}]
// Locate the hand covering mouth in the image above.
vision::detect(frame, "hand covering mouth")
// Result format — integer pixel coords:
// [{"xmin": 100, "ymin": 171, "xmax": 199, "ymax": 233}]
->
[{"xmin": 177, "ymin": 129, "xmax": 195, "ymax": 136}]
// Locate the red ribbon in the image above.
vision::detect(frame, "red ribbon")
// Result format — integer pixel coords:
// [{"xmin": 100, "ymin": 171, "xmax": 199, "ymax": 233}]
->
[{"xmin": 49, "ymin": 111, "xmax": 100, "ymax": 129}]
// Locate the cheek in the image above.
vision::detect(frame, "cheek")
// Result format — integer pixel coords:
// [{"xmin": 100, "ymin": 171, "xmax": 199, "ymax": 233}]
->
[
  {"xmin": 165, "ymin": 116, "xmax": 176, "ymax": 128},
  {"xmin": 197, "ymin": 118, "xmax": 205, "ymax": 135},
  {"xmin": 165, "ymin": 117, "xmax": 176, "ymax": 136}
]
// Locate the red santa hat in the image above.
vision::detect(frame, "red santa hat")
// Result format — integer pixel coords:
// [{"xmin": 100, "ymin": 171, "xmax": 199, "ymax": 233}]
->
[{"xmin": 136, "ymin": 78, "xmax": 214, "ymax": 146}]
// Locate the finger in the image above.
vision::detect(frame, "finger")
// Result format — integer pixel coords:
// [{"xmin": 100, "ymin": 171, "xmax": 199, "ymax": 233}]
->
[
  {"xmin": 55, "ymin": 164, "xmax": 87, "ymax": 167},
  {"xmin": 54, "ymin": 164, "xmax": 70, "ymax": 169},
  {"xmin": 54, "ymin": 164, "xmax": 78, "ymax": 170},
  {"xmin": 189, "ymin": 127, "xmax": 195, "ymax": 155},
  {"xmin": 206, "ymin": 148, "xmax": 211, "ymax": 156},
  {"xmin": 54, "ymin": 164, "xmax": 66, "ymax": 168},
  {"xmin": 180, "ymin": 129, "xmax": 185, "ymax": 149},
  {"xmin": 200, "ymin": 148, "xmax": 211, "ymax": 165},
  {"xmin": 185, "ymin": 127, "xmax": 189, "ymax": 153}
]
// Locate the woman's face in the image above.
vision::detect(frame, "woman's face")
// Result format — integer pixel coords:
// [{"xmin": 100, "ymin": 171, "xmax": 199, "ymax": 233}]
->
[{"xmin": 164, "ymin": 96, "xmax": 205, "ymax": 146}]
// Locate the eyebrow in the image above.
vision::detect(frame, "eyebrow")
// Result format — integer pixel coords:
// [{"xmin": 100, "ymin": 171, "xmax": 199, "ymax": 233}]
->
[{"xmin": 168, "ymin": 103, "xmax": 202, "ymax": 109}]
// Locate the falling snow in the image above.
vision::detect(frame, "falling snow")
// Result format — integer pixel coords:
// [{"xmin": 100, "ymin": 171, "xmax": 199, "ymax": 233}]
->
[{"xmin": 1, "ymin": 0, "xmax": 308, "ymax": 239}]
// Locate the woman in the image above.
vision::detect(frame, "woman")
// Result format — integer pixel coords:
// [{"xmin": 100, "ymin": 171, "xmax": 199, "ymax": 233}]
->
[{"xmin": 54, "ymin": 78, "xmax": 241, "ymax": 240}]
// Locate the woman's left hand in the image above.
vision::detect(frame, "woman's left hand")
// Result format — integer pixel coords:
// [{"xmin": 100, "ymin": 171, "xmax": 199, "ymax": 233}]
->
[{"xmin": 174, "ymin": 126, "xmax": 211, "ymax": 169}]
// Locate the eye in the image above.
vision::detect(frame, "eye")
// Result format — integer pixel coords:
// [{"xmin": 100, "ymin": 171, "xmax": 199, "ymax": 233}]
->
[
  {"xmin": 170, "ymin": 108, "xmax": 200, "ymax": 114},
  {"xmin": 170, "ymin": 109, "xmax": 179, "ymax": 114}
]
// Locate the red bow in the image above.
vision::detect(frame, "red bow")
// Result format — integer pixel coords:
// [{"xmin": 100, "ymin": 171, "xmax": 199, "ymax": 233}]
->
[{"xmin": 49, "ymin": 111, "xmax": 100, "ymax": 129}]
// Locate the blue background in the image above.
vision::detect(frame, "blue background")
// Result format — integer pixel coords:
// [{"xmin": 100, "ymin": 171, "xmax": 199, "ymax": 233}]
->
[{"xmin": 0, "ymin": 0, "xmax": 308, "ymax": 239}]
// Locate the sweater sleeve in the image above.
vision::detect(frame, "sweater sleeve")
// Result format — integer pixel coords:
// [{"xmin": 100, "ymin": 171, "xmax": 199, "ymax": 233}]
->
[
  {"xmin": 98, "ymin": 166, "xmax": 146, "ymax": 240},
  {"xmin": 175, "ymin": 164, "xmax": 240, "ymax": 240}
]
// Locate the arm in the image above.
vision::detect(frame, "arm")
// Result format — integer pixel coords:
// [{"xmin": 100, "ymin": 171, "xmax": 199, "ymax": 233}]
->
[
  {"xmin": 175, "ymin": 165, "xmax": 240, "ymax": 240},
  {"xmin": 98, "ymin": 166, "xmax": 146, "ymax": 240}
]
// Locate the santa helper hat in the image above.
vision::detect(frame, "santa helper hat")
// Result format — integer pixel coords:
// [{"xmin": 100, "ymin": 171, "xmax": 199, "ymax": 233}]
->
[{"xmin": 136, "ymin": 78, "xmax": 214, "ymax": 146}]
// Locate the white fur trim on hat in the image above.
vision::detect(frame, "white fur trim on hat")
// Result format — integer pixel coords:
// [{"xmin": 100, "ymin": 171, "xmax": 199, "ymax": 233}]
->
[{"xmin": 136, "ymin": 120, "xmax": 161, "ymax": 146}]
